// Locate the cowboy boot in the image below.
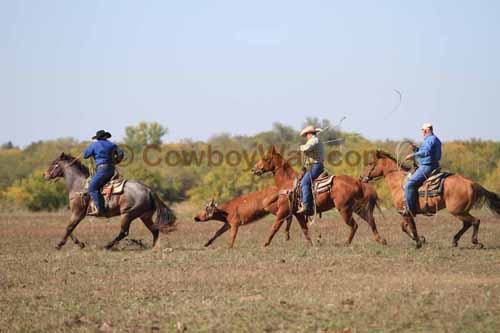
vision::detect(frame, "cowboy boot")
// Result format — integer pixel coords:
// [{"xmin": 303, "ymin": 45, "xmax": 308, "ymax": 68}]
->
[{"xmin": 297, "ymin": 203, "xmax": 314, "ymax": 216}]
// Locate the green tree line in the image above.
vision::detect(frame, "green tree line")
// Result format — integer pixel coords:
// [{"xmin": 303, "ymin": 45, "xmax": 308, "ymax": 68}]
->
[{"xmin": 1, "ymin": 121, "xmax": 499, "ymax": 211}]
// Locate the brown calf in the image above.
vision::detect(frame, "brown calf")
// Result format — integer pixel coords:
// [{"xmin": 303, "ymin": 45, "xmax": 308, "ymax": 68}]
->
[{"xmin": 194, "ymin": 187, "xmax": 312, "ymax": 248}]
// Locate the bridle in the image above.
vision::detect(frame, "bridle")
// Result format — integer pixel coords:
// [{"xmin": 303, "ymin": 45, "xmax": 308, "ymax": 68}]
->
[
  {"xmin": 361, "ymin": 161, "xmax": 401, "ymax": 183},
  {"xmin": 253, "ymin": 156, "xmax": 279, "ymax": 176},
  {"xmin": 46, "ymin": 154, "xmax": 82, "ymax": 181}
]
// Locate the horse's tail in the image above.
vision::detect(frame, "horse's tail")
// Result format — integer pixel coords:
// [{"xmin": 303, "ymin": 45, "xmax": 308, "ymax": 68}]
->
[
  {"xmin": 473, "ymin": 183, "xmax": 500, "ymax": 217},
  {"xmin": 150, "ymin": 192, "xmax": 177, "ymax": 233}
]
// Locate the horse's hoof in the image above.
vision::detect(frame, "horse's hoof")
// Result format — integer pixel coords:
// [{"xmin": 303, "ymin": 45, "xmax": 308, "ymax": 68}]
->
[
  {"xmin": 104, "ymin": 245, "xmax": 114, "ymax": 251},
  {"xmin": 55, "ymin": 244, "xmax": 63, "ymax": 250},
  {"xmin": 263, "ymin": 243, "xmax": 270, "ymax": 248},
  {"xmin": 420, "ymin": 236, "xmax": 426, "ymax": 244},
  {"xmin": 78, "ymin": 242, "xmax": 85, "ymax": 249},
  {"xmin": 415, "ymin": 242, "xmax": 423, "ymax": 249},
  {"xmin": 452, "ymin": 241, "xmax": 458, "ymax": 248},
  {"xmin": 473, "ymin": 242, "xmax": 484, "ymax": 249}
]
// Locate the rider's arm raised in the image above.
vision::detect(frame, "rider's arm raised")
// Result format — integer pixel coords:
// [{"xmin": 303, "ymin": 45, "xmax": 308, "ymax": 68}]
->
[
  {"xmin": 299, "ymin": 137, "xmax": 319, "ymax": 152},
  {"xmin": 83, "ymin": 143, "xmax": 95, "ymax": 159}
]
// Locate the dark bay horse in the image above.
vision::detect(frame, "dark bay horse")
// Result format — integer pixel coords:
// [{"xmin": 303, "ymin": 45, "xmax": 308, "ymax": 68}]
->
[
  {"xmin": 44, "ymin": 153, "xmax": 176, "ymax": 250},
  {"xmin": 251, "ymin": 147, "xmax": 386, "ymax": 247},
  {"xmin": 193, "ymin": 187, "xmax": 312, "ymax": 248},
  {"xmin": 360, "ymin": 150, "xmax": 500, "ymax": 248}
]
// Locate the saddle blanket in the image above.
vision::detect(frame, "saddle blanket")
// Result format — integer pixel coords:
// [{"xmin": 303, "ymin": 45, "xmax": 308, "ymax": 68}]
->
[{"xmin": 404, "ymin": 170, "xmax": 453, "ymax": 197}]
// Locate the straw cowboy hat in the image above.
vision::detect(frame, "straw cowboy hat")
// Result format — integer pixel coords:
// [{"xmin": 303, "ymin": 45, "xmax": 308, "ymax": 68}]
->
[
  {"xmin": 421, "ymin": 123, "xmax": 433, "ymax": 130},
  {"xmin": 300, "ymin": 125, "xmax": 323, "ymax": 137},
  {"xmin": 92, "ymin": 130, "xmax": 112, "ymax": 140}
]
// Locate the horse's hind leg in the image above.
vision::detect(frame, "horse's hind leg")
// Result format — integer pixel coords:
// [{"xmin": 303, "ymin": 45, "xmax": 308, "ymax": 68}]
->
[
  {"xmin": 140, "ymin": 212, "xmax": 160, "ymax": 249},
  {"xmin": 356, "ymin": 209, "xmax": 387, "ymax": 245},
  {"xmin": 105, "ymin": 214, "xmax": 134, "ymax": 250},
  {"xmin": 453, "ymin": 213, "xmax": 482, "ymax": 248},
  {"xmin": 339, "ymin": 207, "xmax": 358, "ymax": 245}
]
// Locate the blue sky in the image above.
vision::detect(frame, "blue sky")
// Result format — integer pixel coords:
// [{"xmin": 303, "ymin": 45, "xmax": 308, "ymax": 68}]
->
[{"xmin": 1, "ymin": 0, "xmax": 499, "ymax": 146}]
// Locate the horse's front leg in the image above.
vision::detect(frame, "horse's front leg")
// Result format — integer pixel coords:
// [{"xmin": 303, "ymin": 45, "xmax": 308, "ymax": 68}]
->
[
  {"xmin": 204, "ymin": 223, "xmax": 231, "ymax": 247},
  {"xmin": 69, "ymin": 234, "xmax": 86, "ymax": 249},
  {"xmin": 403, "ymin": 215, "xmax": 423, "ymax": 249},
  {"xmin": 284, "ymin": 216, "xmax": 293, "ymax": 241},
  {"xmin": 56, "ymin": 211, "xmax": 86, "ymax": 250},
  {"xmin": 294, "ymin": 214, "xmax": 313, "ymax": 246},
  {"xmin": 264, "ymin": 209, "xmax": 289, "ymax": 248}
]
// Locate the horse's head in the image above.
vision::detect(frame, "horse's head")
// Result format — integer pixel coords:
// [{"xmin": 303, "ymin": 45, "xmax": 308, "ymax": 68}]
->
[
  {"xmin": 251, "ymin": 146, "xmax": 282, "ymax": 176},
  {"xmin": 360, "ymin": 150, "xmax": 395, "ymax": 182},
  {"xmin": 44, "ymin": 153, "xmax": 68, "ymax": 180},
  {"xmin": 194, "ymin": 199, "xmax": 221, "ymax": 222}
]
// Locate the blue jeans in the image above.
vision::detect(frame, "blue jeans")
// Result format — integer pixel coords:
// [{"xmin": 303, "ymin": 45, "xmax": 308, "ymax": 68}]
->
[
  {"xmin": 88, "ymin": 164, "xmax": 115, "ymax": 213},
  {"xmin": 405, "ymin": 164, "xmax": 437, "ymax": 213},
  {"xmin": 301, "ymin": 163, "xmax": 324, "ymax": 208}
]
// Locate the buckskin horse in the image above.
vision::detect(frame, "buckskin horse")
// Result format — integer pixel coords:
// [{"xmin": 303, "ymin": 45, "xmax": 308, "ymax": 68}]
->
[
  {"xmin": 193, "ymin": 187, "xmax": 312, "ymax": 248},
  {"xmin": 251, "ymin": 146, "xmax": 387, "ymax": 247},
  {"xmin": 44, "ymin": 153, "xmax": 176, "ymax": 250},
  {"xmin": 360, "ymin": 150, "xmax": 500, "ymax": 248}
]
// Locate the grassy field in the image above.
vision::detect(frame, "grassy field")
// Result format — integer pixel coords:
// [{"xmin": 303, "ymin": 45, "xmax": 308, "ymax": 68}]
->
[{"xmin": 1, "ymin": 205, "xmax": 500, "ymax": 332}]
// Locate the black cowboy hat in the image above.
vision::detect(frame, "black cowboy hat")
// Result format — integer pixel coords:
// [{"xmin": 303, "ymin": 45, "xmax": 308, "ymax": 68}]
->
[{"xmin": 92, "ymin": 130, "xmax": 112, "ymax": 140}]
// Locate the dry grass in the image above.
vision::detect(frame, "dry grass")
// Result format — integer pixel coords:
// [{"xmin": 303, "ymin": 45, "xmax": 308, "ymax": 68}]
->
[{"xmin": 1, "ymin": 206, "xmax": 500, "ymax": 332}]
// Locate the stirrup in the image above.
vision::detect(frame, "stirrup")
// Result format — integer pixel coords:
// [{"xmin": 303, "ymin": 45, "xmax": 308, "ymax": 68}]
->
[
  {"xmin": 297, "ymin": 204, "xmax": 313, "ymax": 216},
  {"xmin": 401, "ymin": 206, "xmax": 414, "ymax": 217},
  {"xmin": 87, "ymin": 202, "xmax": 106, "ymax": 217}
]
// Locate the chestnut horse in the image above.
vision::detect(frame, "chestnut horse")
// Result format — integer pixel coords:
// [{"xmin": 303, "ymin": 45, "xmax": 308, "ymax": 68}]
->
[
  {"xmin": 360, "ymin": 150, "xmax": 500, "ymax": 248},
  {"xmin": 251, "ymin": 146, "xmax": 386, "ymax": 247},
  {"xmin": 44, "ymin": 153, "xmax": 176, "ymax": 250},
  {"xmin": 194, "ymin": 187, "xmax": 312, "ymax": 248}
]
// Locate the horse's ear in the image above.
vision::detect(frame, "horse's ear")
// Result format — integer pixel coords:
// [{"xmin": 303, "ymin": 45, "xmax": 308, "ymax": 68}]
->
[
  {"xmin": 375, "ymin": 149, "xmax": 381, "ymax": 158},
  {"xmin": 269, "ymin": 145, "xmax": 276, "ymax": 154},
  {"xmin": 209, "ymin": 198, "xmax": 215, "ymax": 206},
  {"xmin": 60, "ymin": 152, "xmax": 65, "ymax": 158}
]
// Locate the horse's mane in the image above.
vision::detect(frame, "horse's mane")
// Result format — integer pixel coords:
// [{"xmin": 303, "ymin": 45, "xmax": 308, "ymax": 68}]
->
[
  {"xmin": 376, "ymin": 150, "xmax": 398, "ymax": 162},
  {"xmin": 271, "ymin": 151, "xmax": 297, "ymax": 173},
  {"xmin": 60, "ymin": 154, "xmax": 90, "ymax": 177},
  {"xmin": 376, "ymin": 150, "xmax": 410, "ymax": 171}
]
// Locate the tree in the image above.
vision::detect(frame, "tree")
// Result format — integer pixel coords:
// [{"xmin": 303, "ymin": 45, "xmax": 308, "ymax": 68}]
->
[
  {"xmin": 1, "ymin": 141, "xmax": 15, "ymax": 150},
  {"xmin": 124, "ymin": 122, "xmax": 168, "ymax": 151},
  {"xmin": 4, "ymin": 171, "xmax": 68, "ymax": 211}
]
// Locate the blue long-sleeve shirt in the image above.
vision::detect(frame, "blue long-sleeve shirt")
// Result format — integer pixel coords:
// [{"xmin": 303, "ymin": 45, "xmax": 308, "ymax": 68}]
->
[
  {"xmin": 83, "ymin": 139, "xmax": 124, "ymax": 167},
  {"xmin": 412, "ymin": 133, "xmax": 442, "ymax": 167}
]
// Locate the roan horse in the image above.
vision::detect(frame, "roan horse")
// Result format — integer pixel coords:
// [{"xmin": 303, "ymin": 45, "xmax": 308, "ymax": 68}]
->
[
  {"xmin": 193, "ymin": 187, "xmax": 312, "ymax": 248},
  {"xmin": 44, "ymin": 153, "xmax": 176, "ymax": 250},
  {"xmin": 251, "ymin": 146, "xmax": 387, "ymax": 247},
  {"xmin": 360, "ymin": 150, "xmax": 500, "ymax": 248}
]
